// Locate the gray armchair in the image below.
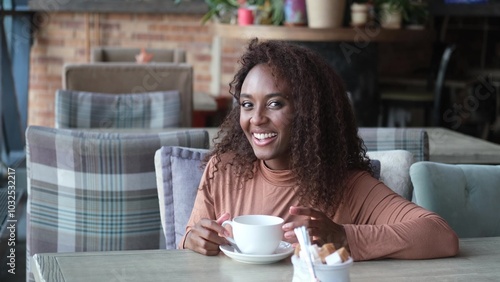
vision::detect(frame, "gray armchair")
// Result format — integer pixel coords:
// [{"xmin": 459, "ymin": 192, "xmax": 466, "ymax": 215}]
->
[
  {"xmin": 55, "ymin": 89, "xmax": 182, "ymax": 129},
  {"xmin": 26, "ymin": 126, "xmax": 210, "ymax": 281},
  {"xmin": 63, "ymin": 62, "xmax": 194, "ymax": 127},
  {"xmin": 411, "ymin": 162, "xmax": 500, "ymax": 238}
]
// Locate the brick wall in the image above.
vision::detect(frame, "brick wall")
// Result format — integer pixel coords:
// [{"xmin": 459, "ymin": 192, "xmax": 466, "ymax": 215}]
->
[{"xmin": 28, "ymin": 12, "xmax": 247, "ymax": 127}]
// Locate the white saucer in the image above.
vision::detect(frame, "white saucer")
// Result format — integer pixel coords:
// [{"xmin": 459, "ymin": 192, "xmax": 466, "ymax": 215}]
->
[{"xmin": 220, "ymin": 241, "xmax": 294, "ymax": 264}]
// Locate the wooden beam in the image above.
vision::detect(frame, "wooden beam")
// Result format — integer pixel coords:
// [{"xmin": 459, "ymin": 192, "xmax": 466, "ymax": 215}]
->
[{"xmin": 28, "ymin": 0, "xmax": 207, "ymax": 14}]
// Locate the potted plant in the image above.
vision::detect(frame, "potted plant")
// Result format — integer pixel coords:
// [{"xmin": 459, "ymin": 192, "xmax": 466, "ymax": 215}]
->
[
  {"xmin": 405, "ymin": 0, "xmax": 429, "ymax": 29},
  {"xmin": 283, "ymin": 0, "xmax": 307, "ymax": 26},
  {"xmin": 237, "ymin": 1, "xmax": 255, "ymax": 26},
  {"xmin": 175, "ymin": 0, "xmax": 239, "ymax": 24},
  {"xmin": 375, "ymin": 0, "xmax": 405, "ymax": 29},
  {"xmin": 246, "ymin": 0, "xmax": 285, "ymax": 25},
  {"xmin": 375, "ymin": 0, "xmax": 429, "ymax": 29},
  {"xmin": 175, "ymin": 0, "xmax": 284, "ymax": 25},
  {"xmin": 349, "ymin": 0, "xmax": 372, "ymax": 27}
]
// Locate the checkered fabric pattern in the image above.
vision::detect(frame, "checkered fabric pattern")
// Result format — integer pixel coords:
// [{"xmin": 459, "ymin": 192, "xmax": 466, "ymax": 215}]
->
[
  {"xmin": 55, "ymin": 89, "xmax": 181, "ymax": 129},
  {"xmin": 25, "ymin": 126, "xmax": 209, "ymax": 282},
  {"xmin": 359, "ymin": 128, "xmax": 429, "ymax": 162},
  {"xmin": 154, "ymin": 146, "xmax": 209, "ymax": 249}
]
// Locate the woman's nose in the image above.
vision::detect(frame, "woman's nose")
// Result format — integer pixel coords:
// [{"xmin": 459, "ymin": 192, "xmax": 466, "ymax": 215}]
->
[{"xmin": 250, "ymin": 109, "xmax": 267, "ymax": 125}]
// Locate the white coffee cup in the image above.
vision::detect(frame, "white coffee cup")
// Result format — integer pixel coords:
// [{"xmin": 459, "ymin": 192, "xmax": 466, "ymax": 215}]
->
[{"xmin": 222, "ymin": 215, "xmax": 284, "ymax": 255}]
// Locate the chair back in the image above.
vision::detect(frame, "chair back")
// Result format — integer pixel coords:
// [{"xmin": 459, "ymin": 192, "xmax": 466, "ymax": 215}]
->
[
  {"xmin": 411, "ymin": 161, "xmax": 500, "ymax": 238},
  {"xmin": 359, "ymin": 127, "xmax": 429, "ymax": 162},
  {"xmin": 26, "ymin": 126, "xmax": 209, "ymax": 281},
  {"xmin": 432, "ymin": 44, "xmax": 456, "ymax": 126},
  {"xmin": 55, "ymin": 89, "xmax": 181, "ymax": 129},
  {"xmin": 92, "ymin": 47, "xmax": 186, "ymax": 63},
  {"xmin": 63, "ymin": 63, "xmax": 193, "ymax": 127},
  {"xmin": 379, "ymin": 43, "xmax": 457, "ymax": 127}
]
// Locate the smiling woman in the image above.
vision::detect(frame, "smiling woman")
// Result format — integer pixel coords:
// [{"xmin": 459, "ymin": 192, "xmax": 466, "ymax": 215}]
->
[{"xmin": 180, "ymin": 38, "xmax": 459, "ymax": 262}]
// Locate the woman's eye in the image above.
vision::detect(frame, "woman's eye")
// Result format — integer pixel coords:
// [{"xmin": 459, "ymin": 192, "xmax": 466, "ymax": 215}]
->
[
  {"xmin": 240, "ymin": 101, "xmax": 253, "ymax": 108},
  {"xmin": 268, "ymin": 100, "xmax": 283, "ymax": 108}
]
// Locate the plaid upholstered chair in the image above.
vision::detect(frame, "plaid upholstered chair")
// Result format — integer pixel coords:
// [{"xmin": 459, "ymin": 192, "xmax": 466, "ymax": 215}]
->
[
  {"xmin": 55, "ymin": 89, "xmax": 181, "ymax": 128},
  {"xmin": 62, "ymin": 63, "xmax": 194, "ymax": 127},
  {"xmin": 359, "ymin": 127, "xmax": 429, "ymax": 162},
  {"xmin": 25, "ymin": 126, "xmax": 209, "ymax": 281}
]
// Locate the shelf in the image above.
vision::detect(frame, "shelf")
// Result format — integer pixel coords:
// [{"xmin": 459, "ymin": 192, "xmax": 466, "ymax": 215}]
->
[{"xmin": 211, "ymin": 24, "xmax": 434, "ymax": 43}]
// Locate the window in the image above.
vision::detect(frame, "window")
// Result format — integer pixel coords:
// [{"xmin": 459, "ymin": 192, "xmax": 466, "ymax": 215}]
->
[{"xmin": 1, "ymin": 0, "xmax": 31, "ymax": 169}]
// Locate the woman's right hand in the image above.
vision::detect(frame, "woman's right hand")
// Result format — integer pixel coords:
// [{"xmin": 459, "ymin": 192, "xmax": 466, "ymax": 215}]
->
[{"xmin": 184, "ymin": 213, "xmax": 231, "ymax": 256}]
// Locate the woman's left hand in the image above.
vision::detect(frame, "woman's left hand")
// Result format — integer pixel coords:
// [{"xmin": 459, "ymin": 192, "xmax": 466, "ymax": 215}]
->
[{"xmin": 282, "ymin": 206, "xmax": 349, "ymax": 251}]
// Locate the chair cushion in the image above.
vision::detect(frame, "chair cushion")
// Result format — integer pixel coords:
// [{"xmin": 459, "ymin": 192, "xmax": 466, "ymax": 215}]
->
[
  {"xmin": 155, "ymin": 146, "xmax": 209, "ymax": 249},
  {"xmin": 55, "ymin": 89, "xmax": 180, "ymax": 128},
  {"xmin": 410, "ymin": 162, "xmax": 500, "ymax": 238},
  {"xmin": 154, "ymin": 146, "xmax": 381, "ymax": 249},
  {"xmin": 367, "ymin": 150, "xmax": 415, "ymax": 200}
]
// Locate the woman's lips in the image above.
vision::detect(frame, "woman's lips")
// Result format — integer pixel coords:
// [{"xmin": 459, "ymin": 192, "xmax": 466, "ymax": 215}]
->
[
  {"xmin": 253, "ymin": 132, "xmax": 277, "ymax": 140},
  {"xmin": 252, "ymin": 132, "xmax": 277, "ymax": 146}
]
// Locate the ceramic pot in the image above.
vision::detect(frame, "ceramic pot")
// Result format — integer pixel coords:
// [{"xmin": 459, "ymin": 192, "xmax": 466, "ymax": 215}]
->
[
  {"xmin": 350, "ymin": 3, "xmax": 368, "ymax": 27},
  {"xmin": 284, "ymin": 0, "xmax": 307, "ymax": 26},
  {"xmin": 238, "ymin": 7, "xmax": 254, "ymax": 26},
  {"xmin": 306, "ymin": 0, "xmax": 346, "ymax": 28}
]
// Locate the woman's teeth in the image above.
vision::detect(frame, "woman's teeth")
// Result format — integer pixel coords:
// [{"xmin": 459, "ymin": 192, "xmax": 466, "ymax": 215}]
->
[{"xmin": 253, "ymin": 133, "xmax": 277, "ymax": 140}]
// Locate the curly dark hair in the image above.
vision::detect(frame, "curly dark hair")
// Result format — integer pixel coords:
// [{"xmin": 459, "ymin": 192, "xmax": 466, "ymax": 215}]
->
[{"xmin": 206, "ymin": 38, "xmax": 372, "ymax": 217}]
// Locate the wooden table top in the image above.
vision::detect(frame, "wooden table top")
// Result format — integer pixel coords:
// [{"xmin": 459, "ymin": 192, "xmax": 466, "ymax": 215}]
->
[
  {"xmin": 32, "ymin": 237, "xmax": 500, "ymax": 282},
  {"xmin": 422, "ymin": 127, "xmax": 500, "ymax": 164}
]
